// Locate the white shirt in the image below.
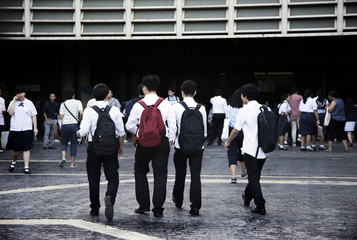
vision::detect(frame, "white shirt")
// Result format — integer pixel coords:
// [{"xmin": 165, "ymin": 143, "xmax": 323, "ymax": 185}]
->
[
  {"xmin": 299, "ymin": 97, "xmax": 317, "ymax": 113},
  {"xmin": 60, "ymin": 99, "xmax": 83, "ymax": 125},
  {"xmin": 234, "ymin": 100, "xmax": 266, "ymax": 159},
  {"xmin": 210, "ymin": 96, "xmax": 227, "ymax": 114},
  {"xmin": 125, "ymin": 93, "xmax": 175, "ymax": 142},
  {"xmin": 8, "ymin": 98, "xmax": 37, "ymax": 131},
  {"xmin": 167, "ymin": 97, "xmax": 207, "ymax": 149},
  {"xmin": 279, "ymin": 100, "xmax": 291, "ymax": 121},
  {"xmin": 0, "ymin": 97, "xmax": 5, "ymax": 126},
  {"xmin": 166, "ymin": 96, "xmax": 180, "ymax": 105},
  {"xmin": 227, "ymin": 105, "xmax": 240, "ymax": 128},
  {"xmin": 78, "ymin": 101, "xmax": 125, "ymax": 142}
]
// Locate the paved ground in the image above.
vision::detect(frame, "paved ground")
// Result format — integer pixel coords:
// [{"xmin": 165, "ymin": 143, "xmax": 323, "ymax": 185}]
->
[{"xmin": 0, "ymin": 140, "xmax": 356, "ymax": 240}]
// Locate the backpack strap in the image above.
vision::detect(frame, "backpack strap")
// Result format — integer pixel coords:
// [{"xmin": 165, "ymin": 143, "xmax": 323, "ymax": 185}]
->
[
  {"xmin": 138, "ymin": 100, "xmax": 147, "ymax": 109},
  {"xmin": 195, "ymin": 104, "xmax": 202, "ymax": 111},
  {"xmin": 91, "ymin": 105, "xmax": 111, "ymax": 114},
  {"xmin": 179, "ymin": 101, "xmax": 189, "ymax": 110},
  {"xmin": 154, "ymin": 97, "xmax": 164, "ymax": 107}
]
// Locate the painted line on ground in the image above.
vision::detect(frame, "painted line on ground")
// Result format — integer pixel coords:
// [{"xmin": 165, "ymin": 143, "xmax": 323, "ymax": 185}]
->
[{"xmin": 0, "ymin": 219, "xmax": 163, "ymax": 240}]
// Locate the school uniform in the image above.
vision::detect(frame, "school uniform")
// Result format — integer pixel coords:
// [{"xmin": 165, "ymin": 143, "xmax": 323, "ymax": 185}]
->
[
  {"xmin": 226, "ymin": 105, "xmax": 244, "ymax": 166},
  {"xmin": 125, "ymin": 93, "xmax": 176, "ymax": 213},
  {"xmin": 208, "ymin": 95, "xmax": 227, "ymax": 145},
  {"xmin": 299, "ymin": 97, "xmax": 317, "ymax": 136},
  {"xmin": 278, "ymin": 100, "xmax": 291, "ymax": 136},
  {"xmin": 167, "ymin": 97, "xmax": 207, "ymax": 210},
  {"xmin": 234, "ymin": 100, "xmax": 266, "ymax": 209},
  {"xmin": 78, "ymin": 101, "xmax": 125, "ymax": 212}
]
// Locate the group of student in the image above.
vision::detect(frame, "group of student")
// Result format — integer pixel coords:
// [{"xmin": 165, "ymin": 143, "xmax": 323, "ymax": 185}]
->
[{"xmin": 275, "ymin": 87, "xmax": 356, "ymax": 152}]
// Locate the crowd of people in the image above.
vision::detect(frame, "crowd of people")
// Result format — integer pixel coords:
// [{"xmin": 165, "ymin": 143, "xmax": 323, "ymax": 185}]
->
[{"xmin": 0, "ymin": 78, "xmax": 356, "ymax": 221}]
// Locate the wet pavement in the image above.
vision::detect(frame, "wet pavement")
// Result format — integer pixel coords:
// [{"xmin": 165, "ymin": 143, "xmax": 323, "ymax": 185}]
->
[{"xmin": 0, "ymin": 140, "xmax": 356, "ymax": 239}]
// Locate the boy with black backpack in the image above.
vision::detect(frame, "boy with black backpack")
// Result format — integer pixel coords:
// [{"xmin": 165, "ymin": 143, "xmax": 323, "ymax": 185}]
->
[
  {"xmin": 77, "ymin": 83, "xmax": 125, "ymax": 221},
  {"xmin": 167, "ymin": 80, "xmax": 207, "ymax": 216},
  {"xmin": 224, "ymin": 83, "xmax": 273, "ymax": 215},
  {"xmin": 125, "ymin": 74, "xmax": 176, "ymax": 218}
]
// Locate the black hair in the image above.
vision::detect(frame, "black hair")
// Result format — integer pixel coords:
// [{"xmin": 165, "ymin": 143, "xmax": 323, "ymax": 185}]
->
[
  {"xmin": 215, "ymin": 89, "xmax": 222, "ymax": 96},
  {"xmin": 228, "ymin": 88, "xmax": 243, "ymax": 108},
  {"xmin": 93, "ymin": 83, "xmax": 109, "ymax": 101},
  {"xmin": 241, "ymin": 83, "xmax": 259, "ymax": 101},
  {"xmin": 345, "ymin": 98, "xmax": 355, "ymax": 108},
  {"xmin": 302, "ymin": 89, "xmax": 312, "ymax": 104},
  {"xmin": 168, "ymin": 87, "xmax": 175, "ymax": 92},
  {"xmin": 280, "ymin": 93, "xmax": 291, "ymax": 104},
  {"xmin": 291, "ymin": 86, "xmax": 299, "ymax": 94},
  {"xmin": 49, "ymin": 92, "xmax": 56, "ymax": 96},
  {"xmin": 316, "ymin": 89, "xmax": 324, "ymax": 102},
  {"xmin": 142, "ymin": 74, "xmax": 160, "ymax": 92},
  {"xmin": 180, "ymin": 80, "xmax": 196, "ymax": 97},
  {"xmin": 328, "ymin": 90, "xmax": 338, "ymax": 98},
  {"xmin": 137, "ymin": 83, "xmax": 144, "ymax": 96},
  {"xmin": 64, "ymin": 87, "xmax": 75, "ymax": 100},
  {"xmin": 14, "ymin": 88, "xmax": 25, "ymax": 95}
]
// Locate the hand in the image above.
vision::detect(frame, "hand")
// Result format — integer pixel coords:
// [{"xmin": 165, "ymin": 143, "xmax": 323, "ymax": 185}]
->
[
  {"xmin": 316, "ymin": 120, "xmax": 320, "ymax": 125},
  {"xmin": 76, "ymin": 131, "xmax": 81, "ymax": 138},
  {"xmin": 118, "ymin": 147, "xmax": 123, "ymax": 158},
  {"xmin": 46, "ymin": 119, "xmax": 50, "ymax": 125},
  {"xmin": 13, "ymin": 96, "xmax": 18, "ymax": 101},
  {"xmin": 34, "ymin": 128, "xmax": 38, "ymax": 136},
  {"xmin": 169, "ymin": 141, "xmax": 173, "ymax": 148},
  {"xmin": 224, "ymin": 141, "xmax": 230, "ymax": 150}
]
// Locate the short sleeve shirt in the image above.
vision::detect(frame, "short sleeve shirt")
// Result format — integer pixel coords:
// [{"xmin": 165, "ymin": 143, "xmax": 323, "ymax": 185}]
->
[
  {"xmin": 0, "ymin": 97, "xmax": 5, "ymax": 126},
  {"xmin": 60, "ymin": 99, "xmax": 83, "ymax": 125},
  {"xmin": 8, "ymin": 98, "xmax": 37, "ymax": 131}
]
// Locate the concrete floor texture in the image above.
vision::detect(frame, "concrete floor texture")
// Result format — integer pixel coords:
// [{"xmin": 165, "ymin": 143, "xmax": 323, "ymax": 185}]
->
[{"xmin": 0, "ymin": 141, "xmax": 356, "ymax": 240}]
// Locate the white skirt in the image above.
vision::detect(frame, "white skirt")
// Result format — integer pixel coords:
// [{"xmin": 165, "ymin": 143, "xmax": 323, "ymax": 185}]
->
[{"xmin": 344, "ymin": 121, "xmax": 356, "ymax": 132}]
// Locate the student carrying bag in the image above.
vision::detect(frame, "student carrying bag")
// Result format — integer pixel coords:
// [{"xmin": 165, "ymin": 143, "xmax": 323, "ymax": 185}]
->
[
  {"xmin": 137, "ymin": 98, "xmax": 166, "ymax": 148},
  {"xmin": 91, "ymin": 105, "xmax": 119, "ymax": 156},
  {"xmin": 256, "ymin": 105, "xmax": 278, "ymax": 158},
  {"xmin": 178, "ymin": 101, "xmax": 205, "ymax": 154}
]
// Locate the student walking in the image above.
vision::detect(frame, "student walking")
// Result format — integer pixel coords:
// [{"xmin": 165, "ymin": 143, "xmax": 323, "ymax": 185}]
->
[
  {"xmin": 224, "ymin": 83, "xmax": 267, "ymax": 215},
  {"xmin": 126, "ymin": 74, "xmax": 175, "ymax": 218},
  {"xmin": 277, "ymin": 93, "xmax": 291, "ymax": 150},
  {"xmin": 77, "ymin": 83, "xmax": 125, "ymax": 221},
  {"xmin": 290, "ymin": 87, "xmax": 303, "ymax": 146},
  {"xmin": 226, "ymin": 89, "xmax": 246, "ymax": 183},
  {"xmin": 299, "ymin": 89, "xmax": 320, "ymax": 151},
  {"xmin": 344, "ymin": 98, "xmax": 357, "ymax": 147},
  {"xmin": 208, "ymin": 89, "xmax": 227, "ymax": 146},
  {"xmin": 0, "ymin": 88, "xmax": 5, "ymax": 153},
  {"xmin": 168, "ymin": 80, "xmax": 207, "ymax": 215},
  {"xmin": 166, "ymin": 87, "xmax": 180, "ymax": 105},
  {"xmin": 7, "ymin": 88, "xmax": 38, "ymax": 174},
  {"xmin": 42, "ymin": 92, "xmax": 59, "ymax": 150},
  {"xmin": 315, "ymin": 89, "xmax": 328, "ymax": 150}
]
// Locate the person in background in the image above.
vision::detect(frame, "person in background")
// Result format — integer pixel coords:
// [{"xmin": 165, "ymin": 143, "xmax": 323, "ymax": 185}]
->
[
  {"xmin": 7, "ymin": 88, "xmax": 38, "ymax": 174},
  {"xmin": 58, "ymin": 87, "xmax": 83, "ymax": 168},
  {"xmin": 299, "ymin": 89, "xmax": 320, "ymax": 151},
  {"xmin": 0, "ymin": 88, "xmax": 5, "ymax": 153},
  {"xmin": 226, "ymin": 89, "xmax": 246, "ymax": 183},
  {"xmin": 344, "ymin": 98, "xmax": 357, "ymax": 147},
  {"xmin": 290, "ymin": 87, "xmax": 303, "ymax": 147},
  {"xmin": 314, "ymin": 89, "xmax": 328, "ymax": 150},
  {"xmin": 166, "ymin": 87, "xmax": 180, "ymax": 105},
  {"xmin": 208, "ymin": 89, "xmax": 227, "ymax": 146},
  {"xmin": 277, "ymin": 93, "xmax": 291, "ymax": 150},
  {"xmin": 107, "ymin": 90, "xmax": 121, "ymax": 110},
  {"xmin": 42, "ymin": 92, "xmax": 59, "ymax": 150}
]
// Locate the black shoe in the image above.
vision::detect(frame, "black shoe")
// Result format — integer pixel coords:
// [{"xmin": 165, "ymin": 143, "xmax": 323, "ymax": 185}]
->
[
  {"xmin": 172, "ymin": 197, "xmax": 183, "ymax": 208},
  {"xmin": 251, "ymin": 207, "xmax": 266, "ymax": 215},
  {"xmin": 242, "ymin": 193, "xmax": 250, "ymax": 207},
  {"xmin": 9, "ymin": 162, "xmax": 17, "ymax": 173},
  {"xmin": 104, "ymin": 195, "xmax": 113, "ymax": 221},
  {"xmin": 189, "ymin": 207, "xmax": 199, "ymax": 216},
  {"xmin": 24, "ymin": 168, "xmax": 31, "ymax": 174},
  {"xmin": 43, "ymin": 147, "xmax": 48, "ymax": 150},
  {"xmin": 58, "ymin": 160, "xmax": 66, "ymax": 168},
  {"xmin": 90, "ymin": 209, "xmax": 99, "ymax": 216},
  {"xmin": 48, "ymin": 146, "xmax": 56, "ymax": 149},
  {"xmin": 135, "ymin": 207, "xmax": 150, "ymax": 214},
  {"xmin": 349, "ymin": 143, "xmax": 353, "ymax": 147},
  {"xmin": 152, "ymin": 208, "xmax": 164, "ymax": 218}
]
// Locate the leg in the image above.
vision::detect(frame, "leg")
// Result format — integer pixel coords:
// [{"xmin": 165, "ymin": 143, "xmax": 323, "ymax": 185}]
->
[
  {"xmin": 300, "ymin": 135, "xmax": 306, "ymax": 148},
  {"xmin": 306, "ymin": 135, "xmax": 311, "ymax": 147},
  {"xmin": 209, "ymin": 115, "xmax": 218, "ymax": 145},
  {"xmin": 173, "ymin": 149, "xmax": 188, "ymax": 204},
  {"xmin": 134, "ymin": 144, "xmax": 151, "ymax": 210},
  {"xmin": 188, "ymin": 150, "xmax": 203, "ymax": 209},
  {"xmin": 43, "ymin": 120, "xmax": 50, "ymax": 148},
  {"xmin": 240, "ymin": 161, "xmax": 246, "ymax": 175},
  {"xmin": 69, "ymin": 124, "xmax": 78, "ymax": 166},
  {"xmin": 60, "ymin": 125, "xmax": 70, "ymax": 160},
  {"xmin": 291, "ymin": 119, "xmax": 297, "ymax": 145},
  {"xmin": 230, "ymin": 164, "xmax": 237, "ymax": 178},
  {"xmin": 102, "ymin": 154, "xmax": 119, "ymax": 205},
  {"xmin": 23, "ymin": 150, "xmax": 30, "ymax": 168},
  {"xmin": 48, "ymin": 120, "xmax": 57, "ymax": 148},
  {"xmin": 12, "ymin": 151, "xmax": 20, "ymax": 162},
  {"xmin": 216, "ymin": 115, "xmax": 225, "ymax": 145},
  {"xmin": 347, "ymin": 132, "xmax": 352, "ymax": 145},
  {"xmin": 86, "ymin": 143, "xmax": 102, "ymax": 211}
]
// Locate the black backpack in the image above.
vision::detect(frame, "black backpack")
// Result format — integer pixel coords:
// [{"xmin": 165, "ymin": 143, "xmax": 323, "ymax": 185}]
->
[
  {"xmin": 178, "ymin": 101, "xmax": 205, "ymax": 154},
  {"xmin": 91, "ymin": 105, "xmax": 119, "ymax": 156},
  {"xmin": 255, "ymin": 105, "xmax": 278, "ymax": 158}
]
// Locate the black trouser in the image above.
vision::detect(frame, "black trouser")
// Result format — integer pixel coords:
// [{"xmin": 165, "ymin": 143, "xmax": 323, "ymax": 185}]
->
[
  {"xmin": 243, "ymin": 154, "xmax": 266, "ymax": 208},
  {"xmin": 86, "ymin": 142, "xmax": 119, "ymax": 211},
  {"xmin": 0, "ymin": 125, "xmax": 4, "ymax": 150},
  {"xmin": 173, "ymin": 148, "xmax": 204, "ymax": 209},
  {"xmin": 209, "ymin": 113, "xmax": 225, "ymax": 144},
  {"xmin": 134, "ymin": 137, "xmax": 170, "ymax": 210}
]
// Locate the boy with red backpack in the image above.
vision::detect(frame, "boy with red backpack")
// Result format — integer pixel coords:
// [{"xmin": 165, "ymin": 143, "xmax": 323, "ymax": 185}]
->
[{"xmin": 125, "ymin": 74, "xmax": 176, "ymax": 218}]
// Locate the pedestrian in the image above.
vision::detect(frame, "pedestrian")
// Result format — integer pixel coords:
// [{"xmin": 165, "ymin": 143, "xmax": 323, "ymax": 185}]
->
[
  {"xmin": 208, "ymin": 89, "xmax": 227, "ymax": 146},
  {"xmin": 7, "ymin": 88, "xmax": 38, "ymax": 174},
  {"xmin": 77, "ymin": 83, "xmax": 125, "ymax": 221},
  {"xmin": 58, "ymin": 87, "xmax": 83, "ymax": 168},
  {"xmin": 325, "ymin": 91, "xmax": 348, "ymax": 152},
  {"xmin": 168, "ymin": 80, "xmax": 207, "ymax": 215},
  {"xmin": 290, "ymin": 86, "xmax": 303, "ymax": 146},
  {"xmin": 299, "ymin": 89, "xmax": 320, "ymax": 151},
  {"xmin": 107, "ymin": 89, "xmax": 122, "ymax": 110},
  {"xmin": 42, "ymin": 92, "xmax": 59, "ymax": 150},
  {"xmin": 277, "ymin": 93, "xmax": 291, "ymax": 150},
  {"xmin": 344, "ymin": 98, "xmax": 357, "ymax": 147},
  {"xmin": 125, "ymin": 74, "xmax": 175, "ymax": 218},
  {"xmin": 314, "ymin": 89, "xmax": 328, "ymax": 150},
  {"xmin": 224, "ymin": 83, "xmax": 267, "ymax": 215},
  {"xmin": 225, "ymin": 89, "xmax": 246, "ymax": 183},
  {"xmin": 0, "ymin": 88, "xmax": 6, "ymax": 153},
  {"xmin": 166, "ymin": 87, "xmax": 180, "ymax": 105}
]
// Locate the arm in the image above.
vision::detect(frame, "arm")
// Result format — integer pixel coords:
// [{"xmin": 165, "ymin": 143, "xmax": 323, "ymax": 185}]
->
[
  {"xmin": 224, "ymin": 128, "xmax": 239, "ymax": 150},
  {"xmin": 32, "ymin": 115, "xmax": 38, "ymax": 135},
  {"xmin": 314, "ymin": 109, "xmax": 320, "ymax": 126},
  {"xmin": 328, "ymin": 101, "xmax": 336, "ymax": 113},
  {"xmin": 77, "ymin": 109, "xmax": 91, "ymax": 137},
  {"xmin": 118, "ymin": 135, "xmax": 124, "ymax": 158},
  {"xmin": 125, "ymin": 104, "xmax": 140, "ymax": 135},
  {"xmin": 167, "ymin": 105, "xmax": 177, "ymax": 147},
  {"xmin": 8, "ymin": 97, "xmax": 17, "ymax": 116}
]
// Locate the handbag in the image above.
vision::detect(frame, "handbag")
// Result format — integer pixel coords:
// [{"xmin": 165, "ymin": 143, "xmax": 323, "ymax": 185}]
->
[
  {"xmin": 324, "ymin": 108, "xmax": 331, "ymax": 127},
  {"xmin": 221, "ymin": 118, "xmax": 230, "ymax": 142}
]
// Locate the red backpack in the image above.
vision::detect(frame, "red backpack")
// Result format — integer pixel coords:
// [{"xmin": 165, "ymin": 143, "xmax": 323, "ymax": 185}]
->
[{"xmin": 137, "ymin": 98, "xmax": 166, "ymax": 148}]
